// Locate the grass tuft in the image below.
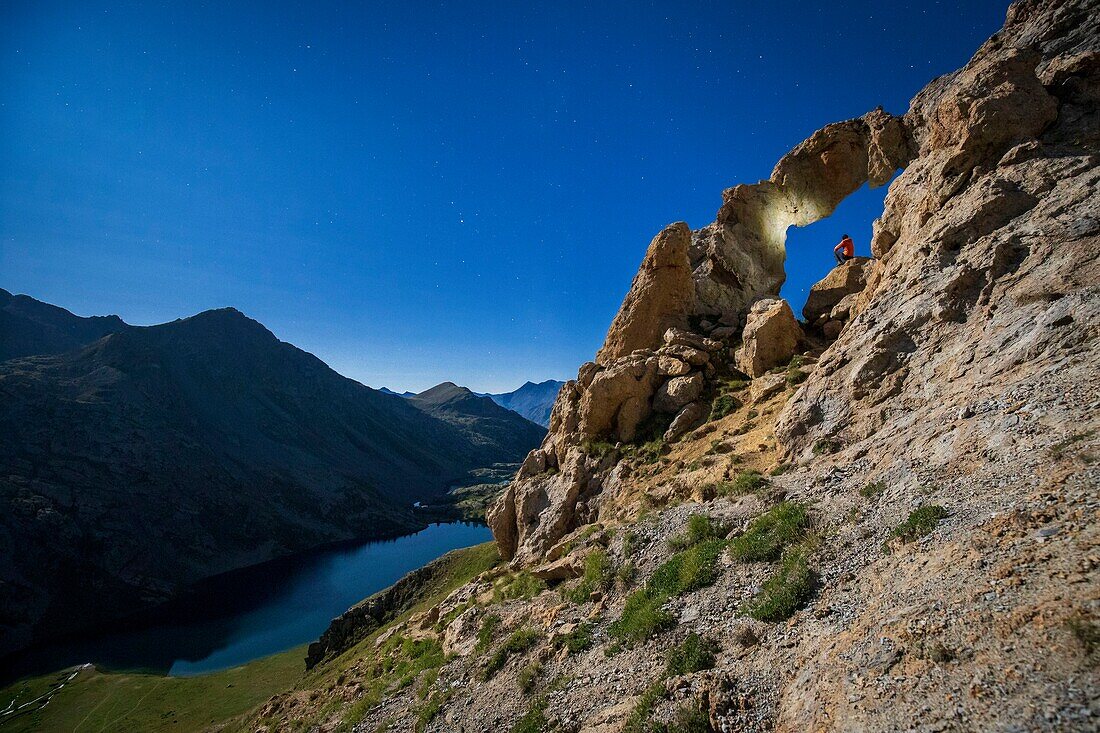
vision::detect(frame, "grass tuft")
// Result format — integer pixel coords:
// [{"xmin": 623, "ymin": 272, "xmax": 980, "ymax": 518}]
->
[
  {"xmin": 552, "ymin": 622, "xmax": 594, "ymax": 655},
  {"xmin": 885, "ymin": 505, "xmax": 947, "ymax": 549},
  {"xmin": 482, "ymin": 627, "xmax": 541, "ymax": 680},
  {"xmin": 669, "ymin": 514, "xmax": 724, "ymax": 550},
  {"xmin": 717, "ymin": 470, "xmax": 769, "ymax": 497},
  {"xmin": 769, "ymin": 462, "xmax": 793, "ymax": 476},
  {"xmin": 728, "ymin": 501, "xmax": 810, "ymax": 562},
  {"xmin": 743, "ymin": 545, "xmax": 815, "ymax": 621},
  {"xmin": 511, "ymin": 696, "xmax": 550, "ymax": 733},
  {"xmin": 709, "ymin": 394, "xmax": 740, "ymax": 421},
  {"xmin": 566, "ymin": 550, "xmax": 613, "ymax": 603},
  {"xmin": 665, "ymin": 633, "xmax": 719, "ymax": 677},
  {"xmin": 859, "ymin": 480, "xmax": 886, "ymax": 498}
]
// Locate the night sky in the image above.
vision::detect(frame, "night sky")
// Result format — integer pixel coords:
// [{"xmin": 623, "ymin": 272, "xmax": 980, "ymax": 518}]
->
[{"xmin": 1, "ymin": 1, "xmax": 1010, "ymax": 392}]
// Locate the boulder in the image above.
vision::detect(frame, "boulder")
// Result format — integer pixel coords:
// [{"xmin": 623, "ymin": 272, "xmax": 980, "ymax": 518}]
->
[
  {"xmin": 735, "ymin": 299, "xmax": 803, "ymax": 378},
  {"xmin": 829, "ymin": 292, "xmax": 861, "ymax": 321},
  {"xmin": 653, "ymin": 372, "xmax": 705, "ymax": 413},
  {"xmin": 530, "ymin": 552, "xmax": 585, "ymax": 581},
  {"xmin": 662, "ymin": 327, "xmax": 721, "ymax": 353},
  {"xmin": 579, "ymin": 356, "xmax": 660, "ymax": 441},
  {"xmin": 750, "ymin": 372, "xmax": 788, "ymax": 403},
  {"xmin": 596, "ymin": 223, "xmax": 695, "ymax": 363},
  {"xmin": 657, "ymin": 355, "xmax": 691, "ymax": 377},
  {"xmin": 661, "ymin": 344, "xmax": 709, "ymax": 366},
  {"xmin": 663, "ymin": 401, "xmax": 708, "ymax": 442},
  {"xmin": 822, "ymin": 320, "xmax": 845, "ymax": 340},
  {"xmin": 803, "ymin": 258, "xmax": 871, "ymax": 324}
]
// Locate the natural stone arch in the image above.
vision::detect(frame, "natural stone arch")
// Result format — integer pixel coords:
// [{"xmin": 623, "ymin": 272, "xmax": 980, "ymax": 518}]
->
[{"xmin": 690, "ymin": 107, "xmax": 914, "ymax": 326}]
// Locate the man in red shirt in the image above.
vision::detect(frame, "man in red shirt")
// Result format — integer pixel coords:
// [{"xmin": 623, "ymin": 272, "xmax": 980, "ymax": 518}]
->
[{"xmin": 833, "ymin": 233, "xmax": 855, "ymax": 266}]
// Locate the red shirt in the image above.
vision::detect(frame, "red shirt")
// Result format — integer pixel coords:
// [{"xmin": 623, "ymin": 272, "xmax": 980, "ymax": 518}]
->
[{"xmin": 838, "ymin": 237, "xmax": 854, "ymax": 257}]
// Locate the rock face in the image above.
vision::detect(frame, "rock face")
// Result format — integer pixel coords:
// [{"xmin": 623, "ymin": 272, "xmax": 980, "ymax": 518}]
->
[
  {"xmin": 595, "ymin": 222, "xmax": 695, "ymax": 363},
  {"xmin": 801, "ymin": 257, "xmax": 870, "ymax": 325},
  {"xmin": 775, "ymin": 0, "xmax": 1099, "ymax": 460},
  {"xmin": 735, "ymin": 298, "xmax": 803, "ymax": 377}
]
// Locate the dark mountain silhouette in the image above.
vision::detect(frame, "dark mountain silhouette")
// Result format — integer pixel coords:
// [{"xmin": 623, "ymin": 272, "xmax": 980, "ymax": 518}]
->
[
  {"xmin": 0, "ymin": 297, "xmax": 542, "ymax": 656},
  {"xmin": 0, "ymin": 287, "xmax": 127, "ymax": 361},
  {"xmin": 485, "ymin": 379, "xmax": 564, "ymax": 427},
  {"xmin": 409, "ymin": 382, "xmax": 547, "ymax": 453}
]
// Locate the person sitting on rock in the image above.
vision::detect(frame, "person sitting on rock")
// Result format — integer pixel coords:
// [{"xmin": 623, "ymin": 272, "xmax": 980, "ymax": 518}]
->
[{"xmin": 833, "ymin": 233, "xmax": 855, "ymax": 266}]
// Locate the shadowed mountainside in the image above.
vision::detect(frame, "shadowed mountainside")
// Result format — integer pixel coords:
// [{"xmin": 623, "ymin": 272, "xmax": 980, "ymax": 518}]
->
[{"xmin": 0, "ymin": 301, "xmax": 542, "ymax": 657}]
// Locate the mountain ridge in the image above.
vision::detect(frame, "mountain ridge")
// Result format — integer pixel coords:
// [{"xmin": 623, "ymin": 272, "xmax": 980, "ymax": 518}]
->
[{"xmin": 0, "ymin": 295, "xmax": 543, "ymax": 657}]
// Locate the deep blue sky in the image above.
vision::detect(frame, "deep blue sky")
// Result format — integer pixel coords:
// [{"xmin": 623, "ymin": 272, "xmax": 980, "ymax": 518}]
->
[{"xmin": 1, "ymin": 1, "xmax": 1009, "ymax": 392}]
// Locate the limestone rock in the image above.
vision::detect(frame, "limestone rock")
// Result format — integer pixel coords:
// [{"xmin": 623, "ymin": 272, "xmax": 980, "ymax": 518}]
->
[
  {"xmin": 653, "ymin": 372, "xmax": 705, "ymax": 413},
  {"xmin": 735, "ymin": 299, "xmax": 803, "ymax": 377},
  {"xmin": 802, "ymin": 258, "xmax": 871, "ymax": 324},
  {"xmin": 750, "ymin": 372, "xmax": 788, "ymax": 403},
  {"xmin": 657, "ymin": 355, "xmax": 691, "ymax": 377},
  {"xmin": 822, "ymin": 320, "xmax": 845, "ymax": 340},
  {"xmin": 663, "ymin": 401, "xmax": 708, "ymax": 442},
  {"xmin": 579, "ymin": 356, "xmax": 660, "ymax": 442},
  {"xmin": 596, "ymin": 222, "xmax": 694, "ymax": 363},
  {"xmin": 530, "ymin": 552, "xmax": 585, "ymax": 581},
  {"xmin": 662, "ymin": 327, "xmax": 721, "ymax": 353},
  {"xmin": 442, "ymin": 606, "xmax": 481, "ymax": 656},
  {"xmin": 660, "ymin": 344, "xmax": 709, "ymax": 366}
]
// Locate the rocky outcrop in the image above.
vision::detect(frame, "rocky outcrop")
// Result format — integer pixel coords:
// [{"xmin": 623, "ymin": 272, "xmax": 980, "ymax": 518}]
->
[
  {"xmin": 776, "ymin": 0, "xmax": 1099, "ymax": 460},
  {"xmin": 595, "ymin": 222, "xmax": 695, "ymax": 363},
  {"xmin": 735, "ymin": 299, "xmax": 803, "ymax": 377},
  {"xmin": 491, "ymin": 0, "xmax": 1097, "ymax": 571},
  {"xmin": 801, "ymin": 257, "xmax": 870, "ymax": 325},
  {"xmin": 492, "ymin": 106, "xmax": 913, "ymax": 563},
  {"xmin": 690, "ymin": 108, "xmax": 912, "ymax": 324}
]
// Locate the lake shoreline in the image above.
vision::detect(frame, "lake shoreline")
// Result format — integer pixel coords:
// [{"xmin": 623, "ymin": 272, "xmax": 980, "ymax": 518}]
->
[{"xmin": 0, "ymin": 521, "xmax": 492, "ymax": 686}]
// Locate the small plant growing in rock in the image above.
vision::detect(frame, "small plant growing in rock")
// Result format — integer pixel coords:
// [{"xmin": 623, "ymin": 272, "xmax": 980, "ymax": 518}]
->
[
  {"xmin": 860, "ymin": 480, "xmax": 886, "ymax": 498},
  {"xmin": 566, "ymin": 549, "xmax": 613, "ymax": 603},
  {"xmin": 494, "ymin": 571, "xmax": 546, "ymax": 602},
  {"xmin": 414, "ymin": 689, "xmax": 450, "ymax": 732},
  {"xmin": 812, "ymin": 438, "xmax": 841, "ymax": 455},
  {"xmin": 886, "ymin": 505, "xmax": 948, "ymax": 549},
  {"xmin": 664, "ymin": 704, "xmax": 713, "ymax": 733},
  {"xmin": 1049, "ymin": 429, "xmax": 1095, "ymax": 459},
  {"xmin": 669, "ymin": 513, "xmax": 724, "ymax": 550},
  {"xmin": 742, "ymin": 545, "xmax": 815, "ymax": 622},
  {"xmin": 718, "ymin": 469, "xmax": 769, "ymax": 497},
  {"xmin": 1066, "ymin": 615, "xmax": 1100, "ymax": 658},
  {"xmin": 475, "ymin": 613, "xmax": 501, "ymax": 654},
  {"xmin": 622, "ymin": 682, "xmax": 666, "ymax": 733},
  {"xmin": 616, "ymin": 561, "xmax": 638, "ymax": 588},
  {"xmin": 769, "ymin": 462, "xmax": 793, "ymax": 476},
  {"xmin": 511, "ymin": 696, "xmax": 550, "ymax": 733},
  {"xmin": 665, "ymin": 632, "xmax": 719, "ymax": 676},
  {"xmin": 611, "ymin": 536, "xmax": 725, "ymax": 645},
  {"xmin": 552, "ymin": 621, "xmax": 594, "ymax": 654},
  {"xmin": 611, "ymin": 590, "xmax": 676, "ymax": 644},
  {"xmin": 622, "ymin": 529, "xmax": 639, "ymax": 555},
  {"xmin": 729, "ymin": 501, "xmax": 810, "ymax": 562},
  {"xmin": 482, "ymin": 627, "xmax": 541, "ymax": 680},
  {"xmin": 709, "ymin": 393, "xmax": 740, "ymax": 421},
  {"xmin": 517, "ymin": 661, "xmax": 543, "ymax": 694},
  {"xmin": 582, "ymin": 439, "xmax": 617, "ymax": 460}
]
